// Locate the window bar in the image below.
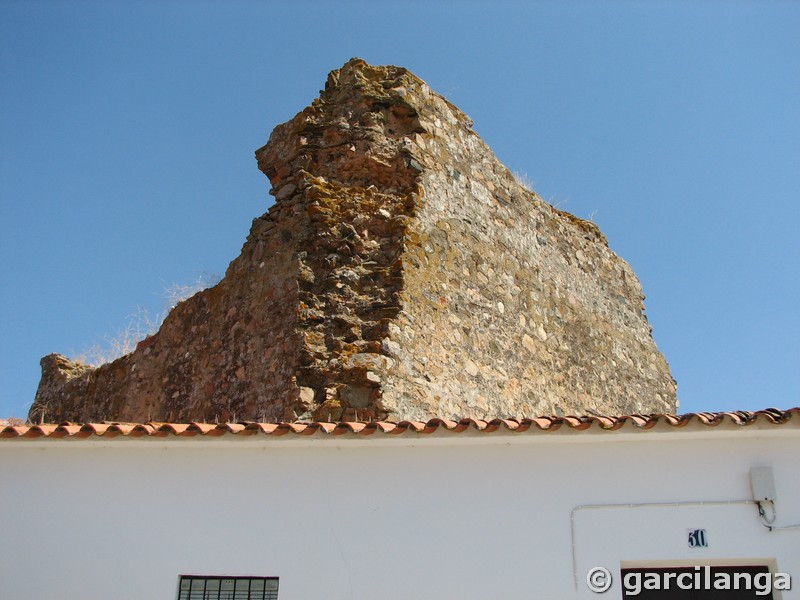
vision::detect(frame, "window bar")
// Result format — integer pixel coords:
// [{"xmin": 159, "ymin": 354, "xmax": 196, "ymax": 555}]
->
[{"xmin": 179, "ymin": 576, "xmax": 277, "ymax": 600}]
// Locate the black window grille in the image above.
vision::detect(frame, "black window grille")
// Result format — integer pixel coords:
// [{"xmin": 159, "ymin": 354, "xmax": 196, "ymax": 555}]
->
[{"xmin": 178, "ymin": 575, "xmax": 279, "ymax": 600}]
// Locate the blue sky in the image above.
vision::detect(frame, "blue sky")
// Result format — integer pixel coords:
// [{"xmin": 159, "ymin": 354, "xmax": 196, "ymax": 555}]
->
[{"xmin": 1, "ymin": 1, "xmax": 798, "ymax": 420}]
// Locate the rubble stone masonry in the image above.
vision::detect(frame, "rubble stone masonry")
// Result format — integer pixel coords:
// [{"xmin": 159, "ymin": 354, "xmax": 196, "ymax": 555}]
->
[{"xmin": 30, "ymin": 59, "xmax": 677, "ymax": 423}]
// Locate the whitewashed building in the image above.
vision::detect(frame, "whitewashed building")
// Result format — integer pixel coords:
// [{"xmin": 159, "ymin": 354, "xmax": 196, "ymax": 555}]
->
[{"xmin": 1, "ymin": 409, "xmax": 798, "ymax": 599}]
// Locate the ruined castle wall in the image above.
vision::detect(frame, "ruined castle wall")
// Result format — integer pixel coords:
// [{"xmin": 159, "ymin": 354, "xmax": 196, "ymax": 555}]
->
[
  {"xmin": 31, "ymin": 212, "xmax": 306, "ymax": 423},
  {"xmin": 30, "ymin": 59, "xmax": 676, "ymax": 424}
]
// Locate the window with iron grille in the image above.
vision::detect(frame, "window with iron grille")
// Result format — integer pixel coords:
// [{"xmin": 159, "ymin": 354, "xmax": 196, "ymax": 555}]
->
[{"xmin": 177, "ymin": 575, "xmax": 279, "ymax": 600}]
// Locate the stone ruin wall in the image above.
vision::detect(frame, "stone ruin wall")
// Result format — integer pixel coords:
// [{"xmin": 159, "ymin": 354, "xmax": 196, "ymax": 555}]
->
[
  {"xmin": 353, "ymin": 71, "xmax": 675, "ymax": 419},
  {"xmin": 33, "ymin": 222, "xmax": 305, "ymax": 423},
  {"xmin": 29, "ymin": 59, "xmax": 676, "ymax": 424}
]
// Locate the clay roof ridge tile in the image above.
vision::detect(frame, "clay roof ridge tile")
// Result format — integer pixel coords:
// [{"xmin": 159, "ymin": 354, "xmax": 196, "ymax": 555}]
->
[
  {"xmin": 458, "ymin": 418, "xmax": 488, "ymax": 431},
  {"xmin": 282, "ymin": 422, "xmax": 311, "ymax": 434},
  {"xmin": 54, "ymin": 424, "xmax": 82, "ymax": 437},
  {"xmin": 629, "ymin": 415, "xmax": 659, "ymax": 429},
  {"xmin": 659, "ymin": 414, "xmax": 684, "ymax": 426},
  {"xmin": 107, "ymin": 423, "xmax": 135, "ymax": 435},
  {"xmin": 311, "ymin": 422, "xmax": 337, "ymax": 434},
  {"xmin": 73, "ymin": 423, "xmax": 107, "ymax": 438},
  {"xmin": 490, "ymin": 418, "xmax": 521, "ymax": 431},
  {"xmin": 365, "ymin": 421, "xmax": 397, "ymax": 434},
  {"xmin": 525, "ymin": 417, "xmax": 557, "ymax": 431},
  {"xmin": 130, "ymin": 423, "xmax": 157, "ymax": 436},
  {"xmin": 754, "ymin": 408, "xmax": 794, "ymax": 423},
  {"xmin": 562, "ymin": 416, "xmax": 592, "ymax": 430},
  {"xmin": 245, "ymin": 423, "xmax": 280, "ymax": 435},
  {"xmin": 220, "ymin": 423, "xmax": 247, "ymax": 435},
  {"xmin": 31, "ymin": 424, "xmax": 59, "ymax": 436},
  {"xmin": 593, "ymin": 416, "xmax": 625, "ymax": 430},
  {"xmin": 694, "ymin": 413, "xmax": 724, "ymax": 426},
  {"xmin": 337, "ymin": 422, "xmax": 366, "ymax": 434},
  {"xmin": 0, "ymin": 425, "xmax": 24, "ymax": 438},
  {"xmin": 159, "ymin": 423, "xmax": 191, "ymax": 435}
]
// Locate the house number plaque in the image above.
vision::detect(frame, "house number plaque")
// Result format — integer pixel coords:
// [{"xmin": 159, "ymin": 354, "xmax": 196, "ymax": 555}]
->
[{"xmin": 687, "ymin": 529, "xmax": 708, "ymax": 548}]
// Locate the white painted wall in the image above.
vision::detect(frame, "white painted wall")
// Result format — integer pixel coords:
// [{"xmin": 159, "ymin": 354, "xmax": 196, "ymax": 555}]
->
[{"xmin": 1, "ymin": 425, "xmax": 798, "ymax": 599}]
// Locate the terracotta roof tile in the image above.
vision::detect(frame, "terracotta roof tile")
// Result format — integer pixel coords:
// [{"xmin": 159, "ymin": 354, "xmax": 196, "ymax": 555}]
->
[
  {"xmin": 130, "ymin": 423, "xmax": 157, "ymax": 436},
  {"xmin": 1, "ymin": 408, "xmax": 796, "ymax": 441},
  {"xmin": 244, "ymin": 423, "xmax": 279, "ymax": 435},
  {"xmin": 160, "ymin": 423, "xmax": 192, "ymax": 435}
]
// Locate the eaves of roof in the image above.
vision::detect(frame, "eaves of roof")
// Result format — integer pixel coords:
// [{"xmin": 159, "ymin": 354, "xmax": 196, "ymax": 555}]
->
[{"xmin": 1, "ymin": 408, "xmax": 797, "ymax": 441}]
